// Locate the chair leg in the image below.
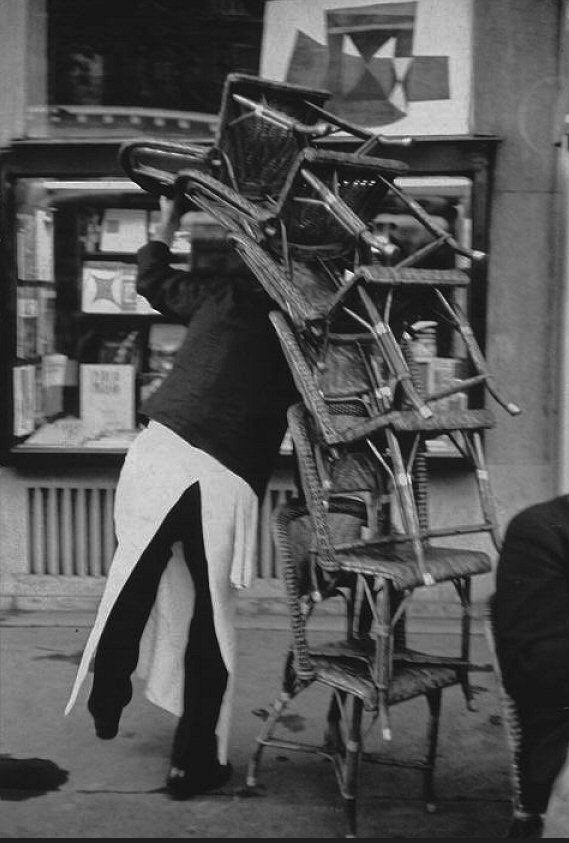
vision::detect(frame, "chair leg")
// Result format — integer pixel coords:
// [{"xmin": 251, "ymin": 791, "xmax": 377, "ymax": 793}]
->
[
  {"xmin": 324, "ymin": 691, "xmax": 364, "ymax": 838},
  {"xmin": 423, "ymin": 687, "xmax": 443, "ymax": 813},
  {"xmin": 343, "ymin": 696, "xmax": 364, "ymax": 838},
  {"xmin": 453, "ymin": 577, "xmax": 477, "ymax": 711},
  {"xmin": 246, "ymin": 689, "xmax": 293, "ymax": 788},
  {"xmin": 324, "ymin": 690, "xmax": 345, "ymax": 753},
  {"xmin": 247, "ymin": 649, "xmax": 301, "ymax": 789}
]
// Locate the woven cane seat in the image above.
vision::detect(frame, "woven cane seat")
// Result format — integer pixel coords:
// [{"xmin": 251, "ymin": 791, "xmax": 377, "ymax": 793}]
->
[
  {"xmin": 332, "ymin": 543, "xmax": 491, "ymax": 591},
  {"xmin": 308, "ymin": 654, "xmax": 378, "ymax": 710},
  {"xmin": 387, "ymin": 663, "xmax": 459, "ymax": 704},
  {"xmin": 215, "ymin": 73, "xmax": 332, "ymax": 201},
  {"xmin": 307, "ymin": 653, "xmax": 459, "ymax": 711},
  {"xmin": 266, "ymin": 148, "xmax": 408, "ymax": 259},
  {"xmin": 308, "ymin": 638, "xmax": 468, "ymax": 671}
]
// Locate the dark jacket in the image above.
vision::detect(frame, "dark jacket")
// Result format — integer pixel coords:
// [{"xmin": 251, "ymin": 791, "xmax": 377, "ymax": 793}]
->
[
  {"xmin": 494, "ymin": 494, "xmax": 569, "ymax": 711},
  {"xmin": 493, "ymin": 494, "xmax": 569, "ymax": 812},
  {"xmin": 137, "ymin": 241, "xmax": 298, "ymax": 500}
]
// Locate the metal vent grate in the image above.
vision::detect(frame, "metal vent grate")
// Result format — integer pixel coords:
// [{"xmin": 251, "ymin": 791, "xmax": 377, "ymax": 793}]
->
[
  {"xmin": 26, "ymin": 478, "xmax": 298, "ymax": 580},
  {"xmin": 26, "ymin": 485, "xmax": 117, "ymax": 577}
]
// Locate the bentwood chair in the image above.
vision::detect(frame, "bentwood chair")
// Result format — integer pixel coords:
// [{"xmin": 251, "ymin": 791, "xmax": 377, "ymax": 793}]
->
[{"xmin": 246, "ymin": 496, "xmax": 479, "ymax": 838}]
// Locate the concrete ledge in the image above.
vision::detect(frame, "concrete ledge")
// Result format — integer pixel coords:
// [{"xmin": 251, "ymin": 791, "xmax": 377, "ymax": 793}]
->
[{"xmin": 0, "ymin": 573, "xmax": 490, "ymax": 634}]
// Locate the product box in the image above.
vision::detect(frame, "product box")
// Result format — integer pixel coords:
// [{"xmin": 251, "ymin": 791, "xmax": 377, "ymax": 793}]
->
[
  {"xmin": 99, "ymin": 208, "xmax": 148, "ymax": 253},
  {"xmin": 16, "ymin": 209, "xmax": 54, "ymax": 281},
  {"xmin": 37, "ymin": 284, "xmax": 56, "ymax": 355},
  {"xmin": 41, "ymin": 353, "xmax": 69, "ymax": 418},
  {"xmin": 16, "ymin": 284, "xmax": 39, "ymax": 359},
  {"xmin": 13, "ymin": 364, "xmax": 36, "ymax": 436},
  {"xmin": 81, "ymin": 261, "xmax": 159, "ymax": 315},
  {"xmin": 79, "ymin": 363, "xmax": 136, "ymax": 433},
  {"xmin": 414, "ymin": 356, "xmax": 468, "ymax": 412}
]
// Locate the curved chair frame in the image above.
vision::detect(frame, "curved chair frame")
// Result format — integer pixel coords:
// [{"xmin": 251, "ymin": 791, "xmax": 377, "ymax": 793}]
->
[{"xmin": 246, "ymin": 497, "xmax": 466, "ymax": 838}]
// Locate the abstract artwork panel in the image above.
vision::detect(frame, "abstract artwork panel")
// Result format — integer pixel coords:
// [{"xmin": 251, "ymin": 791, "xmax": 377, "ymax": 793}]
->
[{"xmin": 261, "ymin": 0, "xmax": 472, "ymax": 135}]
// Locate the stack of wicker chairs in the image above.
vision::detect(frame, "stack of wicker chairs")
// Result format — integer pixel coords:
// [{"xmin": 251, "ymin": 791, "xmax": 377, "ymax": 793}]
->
[{"xmin": 120, "ymin": 73, "xmax": 521, "ymax": 838}]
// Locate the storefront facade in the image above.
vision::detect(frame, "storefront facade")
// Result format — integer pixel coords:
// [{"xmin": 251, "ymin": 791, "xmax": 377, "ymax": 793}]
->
[{"xmin": 0, "ymin": 0, "xmax": 566, "ymax": 622}]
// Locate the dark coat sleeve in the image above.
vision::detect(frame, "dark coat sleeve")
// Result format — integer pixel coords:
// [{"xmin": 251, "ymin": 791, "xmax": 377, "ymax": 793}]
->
[
  {"xmin": 136, "ymin": 241, "xmax": 210, "ymax": 323},
  {"xmin": 494, "ymin": 497, "xmax": 569, "ymax": 709}
]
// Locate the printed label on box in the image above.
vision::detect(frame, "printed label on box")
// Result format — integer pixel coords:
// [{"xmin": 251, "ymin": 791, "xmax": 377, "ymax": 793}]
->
[
  {"xmin": 80, "ymin": 364, "xmax": 135, "ymax": 433},
  {"xmin": 82, "ymin": 261, "xmax": 159, "ymax": 314}
]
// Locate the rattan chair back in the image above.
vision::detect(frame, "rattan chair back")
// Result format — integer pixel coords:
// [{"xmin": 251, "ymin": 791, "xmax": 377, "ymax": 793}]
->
[{"xmin": 215, "ymin": 73, "xmax": 332, "ymax": 202}]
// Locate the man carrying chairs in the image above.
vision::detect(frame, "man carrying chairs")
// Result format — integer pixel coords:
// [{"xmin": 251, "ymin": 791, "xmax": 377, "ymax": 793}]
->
[{"xmin": 111, "ymin": 72, "xmax": 520, "ymax": 837}]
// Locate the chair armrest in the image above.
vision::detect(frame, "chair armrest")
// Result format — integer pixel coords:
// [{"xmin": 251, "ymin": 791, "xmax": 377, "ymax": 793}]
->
[
  {"xmin": 271, "ymin": 499, "xmax": 316, "ymax": 680},
  {"xmin": 287, "ymin": 403, "xmax": 339, "ymax": 572}
]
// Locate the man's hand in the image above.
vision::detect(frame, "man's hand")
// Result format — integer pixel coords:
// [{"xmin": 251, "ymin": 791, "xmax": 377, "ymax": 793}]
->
[{"xmin": 152, "ymin": 194, "xmax": 185, "ymax": 248}]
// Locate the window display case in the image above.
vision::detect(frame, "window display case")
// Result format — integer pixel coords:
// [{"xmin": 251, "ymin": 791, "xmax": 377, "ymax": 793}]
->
[
  {"xmin": 0, "ymin": 141, "xmax": 245, "ymax": 457},
  {"xmin": 0, "ymin": 136, "xmax": 499, "ymax": 463}
]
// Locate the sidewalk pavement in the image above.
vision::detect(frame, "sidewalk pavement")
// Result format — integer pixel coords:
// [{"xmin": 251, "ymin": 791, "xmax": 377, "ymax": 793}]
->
[{"xmin": 0, "ymin": 609, "xmax": 513, "ymax": 838}]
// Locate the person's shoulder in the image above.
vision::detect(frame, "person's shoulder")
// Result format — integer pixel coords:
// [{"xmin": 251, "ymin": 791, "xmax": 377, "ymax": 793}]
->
[{"xmin": 507, "ymin": 495, "xmax": 569, "ymax": 535}]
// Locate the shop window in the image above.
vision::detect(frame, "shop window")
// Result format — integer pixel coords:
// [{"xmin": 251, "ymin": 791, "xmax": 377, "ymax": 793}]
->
[{"xmin": 10, "ymin": 175, "xmax": 240, "ymax": 452}]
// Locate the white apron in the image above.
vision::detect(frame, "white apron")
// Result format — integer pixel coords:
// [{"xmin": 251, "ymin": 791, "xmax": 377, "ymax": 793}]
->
[{"xmin": 65, "ymin": 420, "xmax": 258, "ymax": 764}]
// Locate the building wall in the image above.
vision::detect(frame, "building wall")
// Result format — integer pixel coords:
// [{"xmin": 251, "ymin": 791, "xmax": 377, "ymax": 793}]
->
[{"xmin": 473, "ymin": 0, "xmax": 563, "ymax": 524}]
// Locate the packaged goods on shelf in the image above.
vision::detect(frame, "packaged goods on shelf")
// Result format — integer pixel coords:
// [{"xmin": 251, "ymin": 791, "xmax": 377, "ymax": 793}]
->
[
  {"xmin": 81, "ymin": 261, "xmax": 159, "ymax": 314},
  {"xmin": 79, "ymin": 363, "xmax": 136, "ymax": 434},
  {"xmin": 99, "ymin": 208, "xmax": 148, "ymax": 253}
]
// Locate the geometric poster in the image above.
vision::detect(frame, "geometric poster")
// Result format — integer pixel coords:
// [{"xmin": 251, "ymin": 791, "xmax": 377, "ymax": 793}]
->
[
  {"xmin": 260, "ymin": 0, "xmax": 473, "ymax": 136},
  {"xmin": 81, "ymin": 261, "xmax": 159, "ymax": 315}
]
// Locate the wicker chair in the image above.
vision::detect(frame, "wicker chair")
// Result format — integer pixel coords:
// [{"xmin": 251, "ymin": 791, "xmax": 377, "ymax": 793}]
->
[
  {"xmin": 269, "ymin": 307, "xmax": 504, "ymax": 542},
  {"xmin": 222, "ymin": 231, "xmax": 520, "ymax": 423},
  {"xmin": 217, "ymin": 74, "xmax": 414, "ymax": 172},
  {"xmin": 210, "ymin": 72, "xmax": 415, "ymax": 202},
  {"xmin": 172, "ymin": 147, "xmax": 408, "ymax": 263},
  {"xmin": 286, "ymin": 401, "xmax": 494, "ymax": 722},
  {"xmin": 214, "ymin": 72, "xmax": 333, "ymax": 202},
  {"xmin": 246, "ymin": 497, "xmax": 480, "ymax": 838},
  {"xmin": 349, "ymin": 263, "xmax": 521, "ymax": 418}
]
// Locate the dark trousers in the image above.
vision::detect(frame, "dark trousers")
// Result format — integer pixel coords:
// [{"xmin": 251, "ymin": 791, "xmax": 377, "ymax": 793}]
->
[
  {"xmin": 518, "ymin": 707, "xmax": 569, "ymax": 815},
  {"xmin": 88, "ymin": 483, "xmax": 228, "ymax": 769}
]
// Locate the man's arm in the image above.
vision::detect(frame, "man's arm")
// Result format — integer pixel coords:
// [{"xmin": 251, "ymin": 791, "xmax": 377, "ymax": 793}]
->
[
  {"xmin": 494, "ymin": 501, "xmax": 569, "ymax": 707},
  {"xmin": 137, "ymin": 196, "xmax": 207, "ymax": 322}
]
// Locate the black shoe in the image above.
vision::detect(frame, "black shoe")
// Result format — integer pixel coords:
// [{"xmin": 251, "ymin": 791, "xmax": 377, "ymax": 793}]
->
[
  {"xmin": 166, "ymin": 761, "xmax": 233, "ymax": 800},
  {"xmin": 87, "ymin": 699, "xmax": 120, "ymax": 740},
  {"xmin": 92, "ymin": 715, "xmax": 120, "ymax": 740}
]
